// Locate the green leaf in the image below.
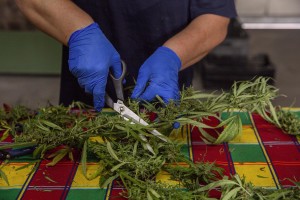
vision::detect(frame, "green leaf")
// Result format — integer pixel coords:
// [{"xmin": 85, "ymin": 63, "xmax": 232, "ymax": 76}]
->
[
  {"xmin": 0, "ymin": 168, "xmax": 9, "ymax": 185},
  {"xmin": 106, "ymin": 141, "xmax": 122, "ymax": 162},
  {"xmin": 236, "ymin": 82, "xmax": 256, "ymax": 96},
  {"xmin": 100, "ymin": 174, "xmax": 119, "ymax": 188},
  {"xmin": 16, "ymin": 162, "xmax": 36, "ymax": 171},
  {"xmin": 216, "ymin": 115, "xmax": 236, "ymax": 128},
  {"xmin": 40, "ymin": 145, "xmax": 55, "ymax": 158},
  {"xmin": 133, "ymin": 141, "xmax": 138, "ymax": 156},
  {"xmin": 215, "ymin": 116, "xmax": 242, "ymax": 144},
  {"xmin": 148, "ymin": 188, "xmax": 161, "ymax": 198},
  {"xmin": 187, "ymin": 112, "xmax": 218, "ymax": 120},
  {"xmin": 147, "ymin": 191, "xmax": 154, "ymax": 200},
  {"xmin": 81, "ymin": 140, "xmax": 88, "ymax": 178},
  {"xmin": 0, "ymin": 129, "xmax": 10, "ymax": 142},
  {"xmin": 39, "ymin": 120, "xmax": 63, "ymax": 130},
  {"xmin": 222, "ymin": 187, "xmax": 241, "ymax": 200},
  {"xmin": 68, "ymin": 151, "xmax": 74, "ymax": 161},
  {"xmin": 176, "ymin": 118, "xmax": 213, "ymax": 129},
  {"xmin": 141, "ymin": 142, "xmax": 156, "ymax": 155},
  {"xmin": 111, "ymin": 162, "xmax": 127, "ymax": 172},
  {"xmin": 194, "ymin": 179, "xmax": 238, "ymax": 192},
  {"xmin": 47, "ymin": 148, "xmax": 65, "ymax": 158},
  {"xmin": 0, "ymin": 142, "xmax": 37, "ymax": 150},
  {"xmin": 46, "ymin": 148, "xmax": 68, "ymax": 166},
  {"xmin": 36, "ymin": 123, "xmax": 50, "ymax": 132},
  {"xmin": 44, "ymin": 175, "xmax": 57, "ymax": 183},
  {"xmin": 234, "ymin": 174, "xmax": 243, "ymax": 186},
  {"xmin": 155, "ymin": 95, "xmax": 165, "ymax": 105},
  {"xmin": 199, "ymin": 128, "xmax": 216, "ymax": 143},
  {"xmin": 284, "ymin": 178, "xmax": 300, "ymax": 188},
  {"xmin": 184, "ymin": 93, "xmax": 218, "ymax": 100},
  {"xmin": 86, "ymin": 164, "xmax": 104, "ymax": 181},
  {"xmin": 268, "ymin": 101, "xmax": 280, "ymax": 126},
  {"xmin": 33, "ymin": 144, "xmax": 45, "ymax": 158},
  {"xmin": 257, "ymin": 175, "xmax": 268, "ymax": 178},
  {"xmin": 201, "ymin": 137, "xmax": 213, "ymax": 144}
]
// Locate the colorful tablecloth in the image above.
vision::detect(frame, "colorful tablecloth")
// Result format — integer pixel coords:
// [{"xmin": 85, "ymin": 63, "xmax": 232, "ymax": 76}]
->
[{"xmin": 1, "ymin": 110, "xmax": 300, "ymax": 200}]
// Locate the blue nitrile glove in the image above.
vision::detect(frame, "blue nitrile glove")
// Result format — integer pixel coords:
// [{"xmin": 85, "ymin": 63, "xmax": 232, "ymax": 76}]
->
[
  {"xmin": 131, "ymin": 46, "xmax": 181, "ymax": 103},
  {"xmin": 68, "ymin": 22, "xmax": 122, "ymax": 111},
  {"xmin": 173, "ymin": 121, "xmax": 181, "ymax": 129}
]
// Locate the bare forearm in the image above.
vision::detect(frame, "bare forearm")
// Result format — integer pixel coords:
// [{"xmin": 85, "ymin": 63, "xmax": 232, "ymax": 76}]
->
[
  {"xmin": 15, "ymin": 0, "xmax": 93, "ymax": 45},
  {"xmin": 164, "ymin": 14, "xmax": 229, "ymax": 69}
]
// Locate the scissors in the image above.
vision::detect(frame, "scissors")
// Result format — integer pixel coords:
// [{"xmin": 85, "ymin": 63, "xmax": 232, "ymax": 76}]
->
[
  {"xmin": 0, "ymin": 147, "xmax": 36, "ymax": 160},
  {"xmin": 105, "ymin": 61, "xmax": 168, "ymax": 142}
]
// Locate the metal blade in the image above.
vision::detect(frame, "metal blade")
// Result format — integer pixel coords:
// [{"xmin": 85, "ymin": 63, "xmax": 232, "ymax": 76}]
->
[{"xmin": 113, "ymin": 100, "xmax": 168, "ymax": 142}]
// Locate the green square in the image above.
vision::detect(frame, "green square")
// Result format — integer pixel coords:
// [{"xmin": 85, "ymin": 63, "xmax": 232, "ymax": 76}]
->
[
  {"xmin": 66, "ymin": 188, "xmax": 107, "ymax": 200},
  {"xmin": 293, "ymin": 111, "xmax": 300, "ymax": 118},
  {"xmin": 0, "ymin": 189, "xmax": 21, "ymax": 200},
  {"xmin": 229, "ymin": 144, "xmax": 266, "ymax": 162},
  {"xmin": 221, "ymin": 112, "xmax": 252, "ymax": 125},
  {"xmin": 180, "ymin": 145, "xmax": 191, "ymax": 160}
]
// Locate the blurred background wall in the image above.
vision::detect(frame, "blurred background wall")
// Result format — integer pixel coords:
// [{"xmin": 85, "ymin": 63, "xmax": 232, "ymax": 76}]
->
[
  {"xmin": 236, "ymin": 0, "xmax": 300, "ymax": 18},
  {"xmin": 0, "ymin": 0, "xmax": 34, "ymax": 30},
  {"xmin": 0, "ymin": 0, "xmax": 300, "ymax": 108}
]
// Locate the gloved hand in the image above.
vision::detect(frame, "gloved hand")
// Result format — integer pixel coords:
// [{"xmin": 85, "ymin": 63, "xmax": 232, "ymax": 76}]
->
[
  {"xmin": 68, "ymin": 22, "xmax": 122, "ymax": 111},
  {"xmin": 131, "ymin": 46, "xmax": 181, "ymax": 103}
]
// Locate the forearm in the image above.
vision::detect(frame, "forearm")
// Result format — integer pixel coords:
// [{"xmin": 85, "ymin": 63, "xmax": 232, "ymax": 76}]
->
[
  {"xmin": 164, "ymin": 14, "xmax": 229, "ymax": 70},
  {"xmin": 15, "ymin": 0, "xmax": 93, "ymax": 45}
]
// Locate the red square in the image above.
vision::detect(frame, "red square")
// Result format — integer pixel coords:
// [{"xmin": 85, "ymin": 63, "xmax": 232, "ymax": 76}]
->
[
  {"xmin": 22, "ymin": 190, "xmax": 63, "ymax": 200},
  {"xmin": 273, "ymin": 165, "xmax": 300, "ymax": 187},
  {"xmin": 264, "ymin": 144, "xmax": 300, "ymax": 162},
  {"xmin": 252, "ymin": 114, "xmax": 292, "ymax": 142},
  {"xmin": 109, "ymin": 188, "xmax": 127, "ymax": 199}
]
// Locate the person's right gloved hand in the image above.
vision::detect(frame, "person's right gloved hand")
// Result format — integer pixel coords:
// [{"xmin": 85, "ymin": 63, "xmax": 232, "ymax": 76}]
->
[{"xmin": 68, "ymin": 22, "xmax": 122, "ymax": 111}]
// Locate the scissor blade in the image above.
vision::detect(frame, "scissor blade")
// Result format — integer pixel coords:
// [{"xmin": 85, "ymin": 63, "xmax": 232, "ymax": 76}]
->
[{"xmin": 113, "ymin": 100, "xmax": 168, "ymax": 142}]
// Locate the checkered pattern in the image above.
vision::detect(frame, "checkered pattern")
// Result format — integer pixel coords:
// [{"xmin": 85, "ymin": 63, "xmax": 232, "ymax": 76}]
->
[{"xmin": 1, "ymin": 110, "xmax": 300, "ymax": 200}]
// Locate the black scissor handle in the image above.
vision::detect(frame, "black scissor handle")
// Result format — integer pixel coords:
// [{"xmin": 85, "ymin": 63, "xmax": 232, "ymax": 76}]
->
[
  {"xmin": 0, "ymin": 150, "xmax": 9, "ymax": 160},
  {"xmin": 0, "ymin": 147, "xmax": 36, "ymax": 160},
  {"xmin": 109, "ymin": 60, "xmax": 127, "ymax": 101}
]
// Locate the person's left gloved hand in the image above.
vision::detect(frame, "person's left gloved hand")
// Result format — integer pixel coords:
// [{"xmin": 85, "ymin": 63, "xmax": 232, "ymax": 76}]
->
[{"xmin": 131, "ymin": 46, "xmax": 181, "ymax": 103}]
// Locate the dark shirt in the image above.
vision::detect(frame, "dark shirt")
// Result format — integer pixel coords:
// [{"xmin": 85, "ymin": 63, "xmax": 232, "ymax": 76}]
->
[{"xmin": 60, "ymin": 0, "xmax": 237, "ymax": 106}]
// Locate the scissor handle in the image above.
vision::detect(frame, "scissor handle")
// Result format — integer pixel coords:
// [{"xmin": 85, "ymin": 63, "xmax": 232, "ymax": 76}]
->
[{"xmin": 109, "ymin": 60, "xmax": 127, "ymax": 101}]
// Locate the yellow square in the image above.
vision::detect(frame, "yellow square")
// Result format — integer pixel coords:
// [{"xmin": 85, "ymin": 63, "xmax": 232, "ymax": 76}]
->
[
  {"xmin": 72, "ymin": 163, "xmax": 102, "ymax": 188},
  {"xmin": 234, "ymin": 163, "xmax": 276, "ymax": 187},
  {"xmin": 89, "ymin": 136, "xmax": 104, "ymax": 143},
  {"xmin": 0, "ymin": 162, "xmax": 35, "ymax": 187},
  {"xmin": 169, "ymin": 125, "xmax": 188, "ymax": 143},
  {"xmin": 282, "ymin": 107, "xmax": 300, "ymax": 112},
  {"xmin": 229, "ymin": 126, "xmax": 258, "ymax": 144},
  {"xmin": 155, "ymin": 170, "xmax": 180, "ymax": 186},
  {"xmin": 102, "ymin": 108, "xmax": 114, "ymax": 112}
]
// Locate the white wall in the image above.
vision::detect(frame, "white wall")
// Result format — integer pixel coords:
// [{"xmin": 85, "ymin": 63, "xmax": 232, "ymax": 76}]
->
[{"xmin": 236, "ymin": 0, "xmax": 300, "ymax": 17}]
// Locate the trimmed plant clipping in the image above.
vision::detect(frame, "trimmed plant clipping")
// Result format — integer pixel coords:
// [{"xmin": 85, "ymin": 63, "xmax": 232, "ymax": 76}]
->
[{"xmin": 0, "ymin": 77, "xmax": 299, "ymax": 199}]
